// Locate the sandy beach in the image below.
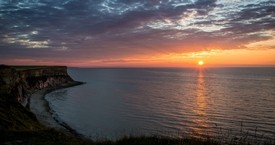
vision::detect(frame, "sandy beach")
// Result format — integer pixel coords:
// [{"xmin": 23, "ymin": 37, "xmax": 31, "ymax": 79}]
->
[
  {"xmin": 29, "ymin": 82, "xmax": 83, "ymax": 135},
  {"xmin": 29, "ymin": 89, "xmax": 70, "ymax": 132}
]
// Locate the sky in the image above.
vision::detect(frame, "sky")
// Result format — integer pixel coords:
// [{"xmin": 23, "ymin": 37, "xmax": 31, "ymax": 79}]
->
[{"xmin": 0, "ymin": 0, "xmax": 275, "ymax": 67}]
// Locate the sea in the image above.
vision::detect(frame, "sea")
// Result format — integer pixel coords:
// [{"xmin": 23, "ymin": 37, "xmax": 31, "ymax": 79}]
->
[{"xmin": 45, "ymin": 67, "xmax": 275, "ymax": 141}]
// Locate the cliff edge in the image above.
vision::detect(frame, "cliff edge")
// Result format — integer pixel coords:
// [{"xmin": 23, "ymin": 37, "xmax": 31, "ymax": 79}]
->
[
  {"xmin": 0, "ymin": 65, "xmax": 75, "ymax": 105},
  {"xmin": 0, "ymin": 65, "xmax": 80, "ymax": 130}
]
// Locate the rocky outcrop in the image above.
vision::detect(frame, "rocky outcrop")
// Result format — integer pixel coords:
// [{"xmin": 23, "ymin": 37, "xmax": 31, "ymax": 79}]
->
[{"xmin": 0, "ymin": 65, "xmax": 75, "ymax": 105}]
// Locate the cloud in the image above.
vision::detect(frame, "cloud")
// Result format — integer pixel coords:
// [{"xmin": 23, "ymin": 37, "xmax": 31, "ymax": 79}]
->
[{"xmin": 0, "ymin": 0, "xmax": 274, "ymax": 65}]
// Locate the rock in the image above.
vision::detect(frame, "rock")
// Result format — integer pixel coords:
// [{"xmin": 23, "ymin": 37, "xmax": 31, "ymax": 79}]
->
[{"xmin": 0, "ymin": 66, "xmax": 74, "ymax": 105}]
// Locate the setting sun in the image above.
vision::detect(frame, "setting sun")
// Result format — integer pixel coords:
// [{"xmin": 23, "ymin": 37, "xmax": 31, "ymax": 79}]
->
[{"xmin": 198, "ymin": 60, "xmax": 204, "ymax": 66}]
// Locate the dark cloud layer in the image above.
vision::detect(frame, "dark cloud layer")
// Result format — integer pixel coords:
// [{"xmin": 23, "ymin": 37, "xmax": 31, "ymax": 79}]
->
[{"xmin": 0, "ymin": 0, "xmax": 274, "ymax": 65}]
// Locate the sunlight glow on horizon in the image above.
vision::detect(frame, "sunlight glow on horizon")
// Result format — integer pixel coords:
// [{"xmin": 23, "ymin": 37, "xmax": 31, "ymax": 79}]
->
[
  {"xmin": 157, "ymin": 48, "xmax": 275, "ymax": 67},
  {"xmin": 2, "ymin": 48, "xmax": 275, "ymax": 67}
]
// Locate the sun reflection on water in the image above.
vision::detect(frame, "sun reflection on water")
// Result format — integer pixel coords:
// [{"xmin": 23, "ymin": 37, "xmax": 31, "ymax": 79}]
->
[{"xmin": 191, "ymin": 69, "xmax": 210, "ymax": 138}]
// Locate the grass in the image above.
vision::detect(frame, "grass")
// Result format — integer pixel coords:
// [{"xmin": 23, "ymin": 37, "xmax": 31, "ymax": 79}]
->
[
  {"xmin": 9, "ymin": 65, "xmax": 66, "ymax": 71},
  {"xmin": 1, "ymin": 129, "xmax": 93, "ymax": 145},
  {"xmin": 1, "ymin": 129, "xmax": 222, "ymax": 145},
  {"xmin": 3, "ymin": 129, "xmax": 274, "ymax": 145},
  {"xmin": 0, "ymin": 92, "xmax": 43, "ymax": 131}
]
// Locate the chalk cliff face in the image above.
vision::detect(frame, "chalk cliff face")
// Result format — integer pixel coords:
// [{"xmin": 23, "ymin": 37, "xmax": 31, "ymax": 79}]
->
[{"xmin": 0, "ymin": 65, "xmax": 74, "ymax": 104}]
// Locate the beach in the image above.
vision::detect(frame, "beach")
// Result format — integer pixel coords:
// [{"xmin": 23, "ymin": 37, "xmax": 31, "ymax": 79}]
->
[
  {"xmin": 29, "ymin": 82, "xmax": 83, "ymax": 135},
  {"xmin": 30, "ymin": 90, "xmax": 68, "ymax": 131}
]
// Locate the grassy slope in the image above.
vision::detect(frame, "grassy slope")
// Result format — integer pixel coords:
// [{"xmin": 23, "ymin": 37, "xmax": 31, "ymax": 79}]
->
[
  {"xmin": 1, "ymin": 130, "xmax": 221, "ymax": 145},
  {"xmin": 0, "ymin": 92, "xmax": 43, "ymax": 131},
  {"xmin": 11, "ymin": 66, "xmax": 63, "ymax": 71}
]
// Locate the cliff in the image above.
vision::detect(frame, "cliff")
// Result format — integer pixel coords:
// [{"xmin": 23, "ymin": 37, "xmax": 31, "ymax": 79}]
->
[
  {"xmin": 0, "ymin": 65, "xmax": 80, "ymax": 130},
  {"xmin": 0, "ymin": 65, "xmax": 75, "ymax": 105}
]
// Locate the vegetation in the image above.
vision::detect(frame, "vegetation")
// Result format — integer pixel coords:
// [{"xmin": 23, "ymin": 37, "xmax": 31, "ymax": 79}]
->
[
  {"xmin": 10, "ymin": 65, "xmax": 66, "ymax": 71},
  {"xmin": 1, "ymin": 129, "xmax": 221, "ymax": 145},
  {"xmin": 0, "ymin": 92, "xmax": 43, "ymax": 131},
  {"xmin": 2, "ymin": 129, "xmax": 274, "ymax": 145}
]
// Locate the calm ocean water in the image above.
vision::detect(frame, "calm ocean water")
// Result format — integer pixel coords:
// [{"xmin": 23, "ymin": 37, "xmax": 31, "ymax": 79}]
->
[{"xmin": 45, "ymin": 68, "xmax": 275, "ymax": 140}]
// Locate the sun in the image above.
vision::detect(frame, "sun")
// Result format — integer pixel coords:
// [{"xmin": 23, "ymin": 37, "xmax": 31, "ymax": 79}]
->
[{"xmin": 198, "ymin": 60, "xmax": 204, "ymax": 66}]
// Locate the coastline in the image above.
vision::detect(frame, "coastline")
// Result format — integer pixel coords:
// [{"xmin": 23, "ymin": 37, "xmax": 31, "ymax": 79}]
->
[{"xmin": 29, "ymin": 81, "xmax": 84, "ymax": 136}]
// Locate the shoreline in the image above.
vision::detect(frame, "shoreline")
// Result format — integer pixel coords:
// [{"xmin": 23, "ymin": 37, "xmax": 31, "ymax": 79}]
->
[{"xmin": 29, "ymin": 81, "xmax": 84, "ymax": 136}]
